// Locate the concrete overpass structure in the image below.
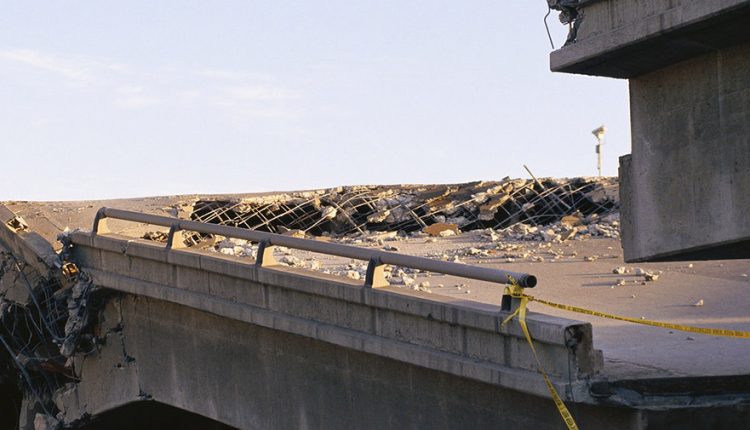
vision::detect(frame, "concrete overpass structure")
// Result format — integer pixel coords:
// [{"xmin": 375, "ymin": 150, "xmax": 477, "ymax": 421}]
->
[
  {"xmin": 550, "ymin": 0, "xmax": 750, "ymax": 262},
  {"xmin": 1, "ymin": 205, "xmax": 749, "ymax": 429}
]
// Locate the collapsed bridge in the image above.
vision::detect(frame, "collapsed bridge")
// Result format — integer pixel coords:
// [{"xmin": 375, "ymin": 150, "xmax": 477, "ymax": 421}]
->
[
  {"xmin": 1, "ymin": 197, "xmax": 749, "ymax": 429},
  {"xmin": 188, "ymin": 177, "xmax": 618, "ymax": 237}
]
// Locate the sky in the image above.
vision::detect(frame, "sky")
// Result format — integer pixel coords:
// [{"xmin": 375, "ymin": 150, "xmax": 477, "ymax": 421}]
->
[{"xmin": 0, "ymin": 1, "xmax": 630, "ymax": 201}]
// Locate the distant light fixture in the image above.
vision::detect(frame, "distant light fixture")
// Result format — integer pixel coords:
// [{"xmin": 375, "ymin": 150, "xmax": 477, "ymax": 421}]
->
[{"xmin": 591, "ymin": 125, "xmax": 606, "ymax": 177}]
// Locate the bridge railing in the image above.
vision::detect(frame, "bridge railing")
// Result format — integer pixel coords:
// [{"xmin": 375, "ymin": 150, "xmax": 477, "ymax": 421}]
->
[{"xmin": 91, "ymin": 207, "xmax": 537, "ymax": 291}]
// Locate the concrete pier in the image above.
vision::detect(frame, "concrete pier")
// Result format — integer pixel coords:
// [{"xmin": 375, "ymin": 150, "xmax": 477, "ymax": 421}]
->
[{"xmin": 551, "ymin": 0, "xmax": 750, "ymax": 262}]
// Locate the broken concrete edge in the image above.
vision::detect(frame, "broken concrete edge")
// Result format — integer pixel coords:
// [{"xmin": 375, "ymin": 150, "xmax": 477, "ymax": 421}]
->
[
  {"xmin": 624, "ymin": 235, "xmax": 750, "ymax": 264},
  {"xmin": 188, "ymin": 177, "xmax": 618, "ymax": 240},
  {"xmin": 549, "ymin": 1, "xmax": 750, "ymax": 78},
  {"xmin": 0, "ymin": 205, "xmax": 88, "ymax": 428},
  {"xmin": 590, "ymin": 373, "xmax": 750, "ymax": 411},
  {"xmin": 0, "ymin": 204, "xmax": 61, "ymax": 276},
  {"xmin": 67, "ymin": 230, "xmax": 603, "ymax": 401}
]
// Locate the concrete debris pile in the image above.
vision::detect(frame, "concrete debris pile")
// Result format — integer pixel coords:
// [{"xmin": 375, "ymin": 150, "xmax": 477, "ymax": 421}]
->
[
  {"xmin": 208, "ymin": 237, "xmax": 456, "ymax": 292},
  {"xmin": 494, "ymin": 212, "xmax": 620, "ymax": 242},
  {"xmin": 189, "ymin": 177, "xmax": 618, "ymax": 238},
  {"xmin": 0, "ymin": 209, "xmax": 99, "ymax": 427}
]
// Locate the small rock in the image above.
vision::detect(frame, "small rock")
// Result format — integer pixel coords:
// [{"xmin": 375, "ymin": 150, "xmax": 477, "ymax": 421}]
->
[
  {"xmin": 686, "ymin": 336, "xmax": 695, "ymax": 341},
  {"xmin": 439, "ymin": 229, "xmax": 456, "ymax": 238},
  {"xmin": 634, "ymin": 267, "xmax": 646, "ymax": 276},
  {"xmin": 583, "ymin": 256, "xmax": 598, "ymax": 262},
  {"xmin": 687, "ymin": 263, "xmax": 694, "ymax": 269},
  {"xmin": 693, "ymin": 299, "xmax": 704, "ymax": 307},
  {"xmin": 383, "ymin": 245, "xmax": 400, "ymax": 252},
  {"xmin": 366, "ymin": 231, "xmax": 399, "ymax": 242},
  {"xmin": 281, "ymin": 229, "xmax": 306, "ymax": 238},
  {"xmin": 320, "ymin": 206, "xmax": 337, "ymax": 220},
  {"xmin": 346, "ymin": 270, "xmax": 361, "ymax": 281},
  {"xmin": 424, "ymin": 223, "xmax": 460, "ymax": 237},
  {"xmin": 281, "ymin": 255, "xmax": 304, "ymax": 267},
  {"xmin": 560, "ymin": 215, "xmax": 582, "ymax": 227},
  {"xmin": 367, "ymin": 210, "xmax": 391, "ymax": 223},
  {"xmin": 644, "ymin": 272, "xmax": 659, "ymax": 282},
  {"xmin": 612, "ymin": 266, "xmax": 627, "ymax": 275},
  {"xmin": 560, "ymin": 228, "xmax": 577, "ymax": 241},
  {"xmin": 415, "ymin": 281, "xmax": 431, "ymax": 292},
  {"xmin": 33, "ymin": 414, "xmax": 59, "ymax": 430},
  {"xmin": 616, "ymin": 278, "xmax": 627, "ymax": 286},
  {"xmin": 465, "ymin": 290, "xmax": 471, "ymax": 294},
  {"xmin": 541, "ymin": 229, "xmax": 558, "ymax": 242}
]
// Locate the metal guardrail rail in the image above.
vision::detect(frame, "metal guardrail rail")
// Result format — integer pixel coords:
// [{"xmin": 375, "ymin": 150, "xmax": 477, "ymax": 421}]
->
[{"xmin": 91, "ymin": 207, "xmax": 537, "ymax": 289}]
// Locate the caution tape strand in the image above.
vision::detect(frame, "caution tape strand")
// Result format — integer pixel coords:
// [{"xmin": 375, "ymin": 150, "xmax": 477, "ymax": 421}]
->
[
  {"xmin": 501, "ymin": 274, "xmax": 750, "ymax": 430},
  {"xmin": 501, "ymin": 296, "xmax": 580, "ymax": 430},
  {"xmin": 525, "ymin": 295, "xmax": 750, "ymax": 339}
]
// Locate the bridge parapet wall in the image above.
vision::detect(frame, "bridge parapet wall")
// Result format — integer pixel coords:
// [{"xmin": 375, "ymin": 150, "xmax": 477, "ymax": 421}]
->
[{"xmin": 68, "ymin": 231, "xmax": 602, "ymax": 401}]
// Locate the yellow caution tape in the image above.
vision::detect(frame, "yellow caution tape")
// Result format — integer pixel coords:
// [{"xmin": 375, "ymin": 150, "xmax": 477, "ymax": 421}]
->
[
  {"xmin": 501, "ymin": 286, "xmax": 579, "ymax": 430},
  {"xmin": 501, "ymin": 274, "xmax": 750, "ymax": 430},
  {"xmin": 524, "ymin": 295, "xmax": 750, "ymax": 339}
]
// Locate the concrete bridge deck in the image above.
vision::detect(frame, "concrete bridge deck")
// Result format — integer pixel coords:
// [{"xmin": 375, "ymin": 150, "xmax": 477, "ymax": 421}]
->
[{"xmin": 1, "ymin": 202, "xmax": 749, "ymax": 429}]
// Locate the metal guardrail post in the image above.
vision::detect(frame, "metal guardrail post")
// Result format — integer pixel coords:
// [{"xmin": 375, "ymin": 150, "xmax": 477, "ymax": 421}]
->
[
  {"xmin": 364, "ymin": 257, "xmax": 388, "ymax": 289},
  {"xmin": 92, "ymin": 208, "xmax": 109, "ymax": 234},
  {"xmin": 166, "ymin": 223, "xmax": 183, "ymax": 250},
  {"xmin": 501, "ymin": 293, "xmax": 512, "ymax": 311},
  {"xmin": 255, "ymin": 239, "xmax": 278, "ymax": 267}
]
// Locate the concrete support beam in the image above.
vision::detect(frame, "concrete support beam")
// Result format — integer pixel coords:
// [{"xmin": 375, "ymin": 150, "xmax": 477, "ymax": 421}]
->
[
  {"xmin": 551, "ymin": 0, "xmax": 750, "ymax": 78},
  {"xmin": 550, "ymin": 0, "xmax": 750, "ymax": 261},
  {"xmin": 55, "ymin": 295, "xmax": 630, "ymax": 430},
  {"xmin": 620, "ymin": 42, "xmax": 750, "ymax": 261}
]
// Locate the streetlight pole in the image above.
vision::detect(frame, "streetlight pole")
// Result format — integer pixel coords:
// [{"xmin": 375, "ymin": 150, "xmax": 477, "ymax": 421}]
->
[{"xmin": 592, "ymin": 125, "xmax": 606, "ymax": 177}]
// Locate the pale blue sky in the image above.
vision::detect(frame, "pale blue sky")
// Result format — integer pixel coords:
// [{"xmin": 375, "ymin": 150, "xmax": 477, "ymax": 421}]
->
[{"xmin": 0, "ymin": 2, "xmax": 630, "ymax": 201}]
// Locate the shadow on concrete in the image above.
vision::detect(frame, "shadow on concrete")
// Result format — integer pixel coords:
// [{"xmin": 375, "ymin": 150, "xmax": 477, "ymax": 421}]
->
[
  {"xmin": 76, "ymin": 401, "xmax": 237, "ymax": 430},
  {"xmin": 0, "ymin": 379, "xmax": 21, "ymax": 430}
]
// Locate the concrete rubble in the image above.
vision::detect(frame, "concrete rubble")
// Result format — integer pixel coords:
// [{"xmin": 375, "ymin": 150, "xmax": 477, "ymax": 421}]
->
[
  {"xmin": 1, "ymin": 180, "xmax": 749, "ymax": 428},
  {"xmin": 0, "ymin": 208, "xmax": 98, "ymax": 429},
  {"xmin": 187, "ymin": 177, "xmax": 618, "ymax": 239}
]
